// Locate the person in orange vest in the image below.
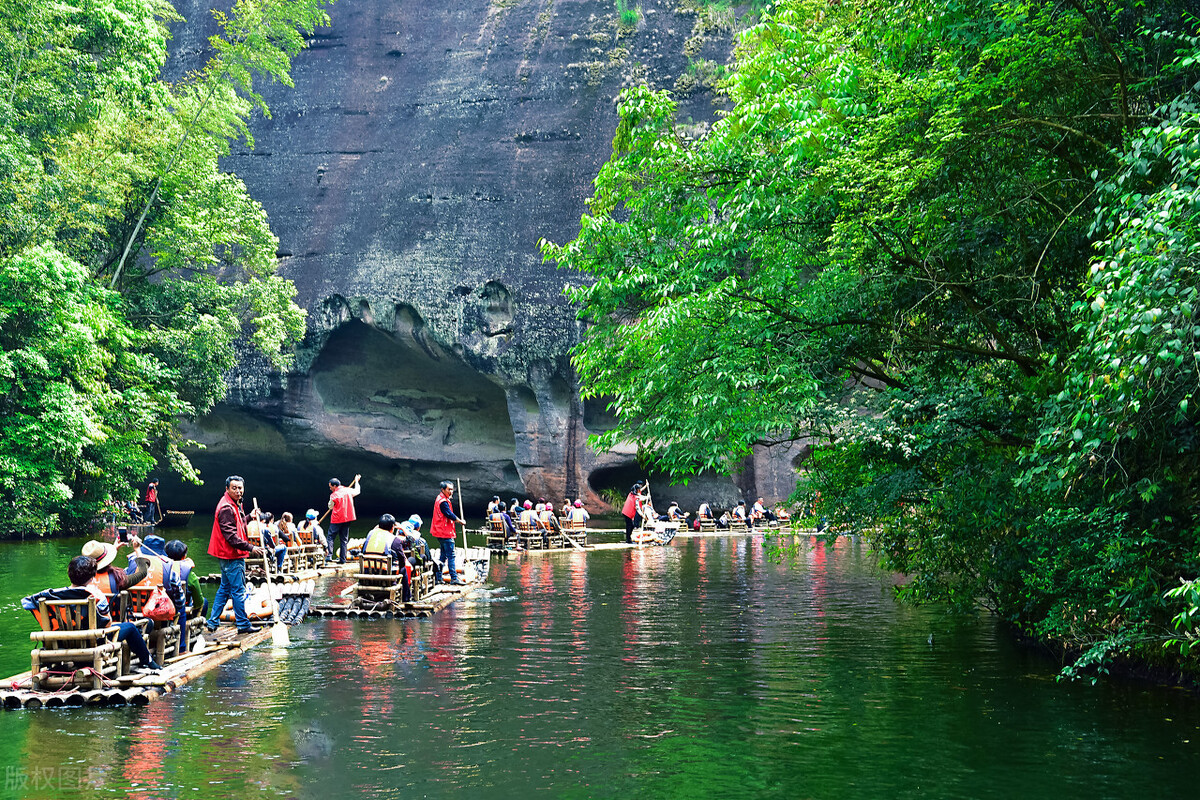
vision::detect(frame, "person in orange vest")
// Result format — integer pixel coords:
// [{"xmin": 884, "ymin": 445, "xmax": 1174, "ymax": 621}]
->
[
  {"xmin": 80, "ymin": 539, "xmax": 152, "ymax": 607},
  {"xmin": 23, "ymin": 556, "xmax": 162, "ymax": 671},
  {"xmin": 328, "ymin": 474, "xmax": 362, "ymax": 564},
  {"xmin": 431, "ymin": 480, "xmax": 466, "ymax": 584},
  {"xmin": 205, "ymin": 475, "xmax": 266, "ymax": 635}
]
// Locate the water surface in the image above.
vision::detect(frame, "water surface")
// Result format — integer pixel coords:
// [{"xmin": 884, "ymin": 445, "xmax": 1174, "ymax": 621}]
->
[{"xmin": 0, "ymin": 533, "xmax": 1196, "ymax": 799}]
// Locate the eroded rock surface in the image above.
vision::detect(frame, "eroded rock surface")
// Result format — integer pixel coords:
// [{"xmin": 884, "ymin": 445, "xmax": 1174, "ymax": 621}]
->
[{"xmin": 164, "ymin": 0, "xmax": 797, "ymax": 514}]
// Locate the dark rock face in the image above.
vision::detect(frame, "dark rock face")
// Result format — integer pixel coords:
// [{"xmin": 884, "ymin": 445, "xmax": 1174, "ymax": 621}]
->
[{"xmin": 163, "ymin": 0, "xmax": 800, "ymax": 515}]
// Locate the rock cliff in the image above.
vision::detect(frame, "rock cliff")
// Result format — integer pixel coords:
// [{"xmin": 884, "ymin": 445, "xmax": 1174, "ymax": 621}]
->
[{"xmin": 163, "ymin": 0, "xmax": 802, "ymax": 515}]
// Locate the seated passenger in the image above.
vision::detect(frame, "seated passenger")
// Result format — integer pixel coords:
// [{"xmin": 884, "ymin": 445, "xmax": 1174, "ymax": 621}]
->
[
  {"xmin": 80, "ymin": 538, "xmax": 151, "ymax": 606},
  {"xmin": 541, "ymin": 503, "xmax": 563, "ymax": 534},
  {"xmin": 298, "ymin": 508, "xmax": 327, "ymax": 552},
  {"xmin": 490, "ymin": 502, "xmax": 519, "ymax": 541},
  {"xmin": 732, "ymin": 501, "xmax": 748, "ymax": 525},
  {"xmin": 697, "ymin": 501, "xmax": 714, "ymax": 521},
  {"xmin": 667, "ymin": 502, "xmax": 689, "ymax": 522},
  {"xmin": 717, "ymin": 511, "xmax": 731, "ymax": 529},
  {"xmin": 487, "ymin": 496, "xmax": 500, "ymax": 516},
  {"xmin": 259, "ymin": 512, "xmax": 289, "ymax": 572},
  {"xmin": 566, "ymin": 499, "xmax": 590, "ymax": 525},
  {"xmin": 132, "ymin": 535, "xmax": 185, "ymax": 614},
  {"xmin": 23, "ymin": 555, "xmax": 162, "ymax": 671}
]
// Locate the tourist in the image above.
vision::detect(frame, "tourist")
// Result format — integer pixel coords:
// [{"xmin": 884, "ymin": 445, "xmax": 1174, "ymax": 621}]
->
[
  {"xmin": 716, "ymin": 510, "xmax": 731, "ymax": 530},
  {"xmin": 540, "ymin": 502, "xmax": 561, "ymax": 546},
  {"xmin": 206, "ymin": 475, "xmax": 266, "ymax": 635},
  {"xmin": 260, "ymin": 511, "xmax": 290, "ymax": 572},
  {"xmin": 164, "ymin": 539, "xmax": 207, "ymax": 619},
  {"xmin": 132, "ymin": 534, "xmax": 186, "ymax": 614},
  {"xmin": 667, "ymin": 502, "xmax": 689, "ymax": 523},
  {"xmin": 751, "ymin": 497, "xmax": 777, "ymax": 527},
  {"xmin": 431, "ymin": 480, "xmax": 465, "ymax": 585},
  {"xmin": 23, "ymin": 556, "xmax": 163, "ymax": 671},
  {"xmin": 403, "ymin": 515, "xmax": 428, "ymax": 559},
  {"xmin": 621, "ymin": 482, "xmax": 647, "ymax": 544},
  {"xmin": 697, "ymin": 501, "xmax": 713, "ymax": 521},
  {"xmin": 79, "ymin": 539, "xmax": 152, "ymax": 607},
  {"xmin": 143, "ymin": 478, "xmax": 159, "ymax": 524},
  {"xmin": 328, "ymin": 474, "xmax": 362, "ymax": 564},
  {"xmin": 732, "ymin": 501, "xmax": 748, "ymax": 526},
  {"xmin": 491, "ymin": 501, "xmax": 518, "ymax": 542},
  {"xmin": 567, "ymin": 499, "xmax": 589, "ymax": 524},
  {"xmin": 487, "ymin": 496, "xmax": 500, "ymax": 516},
  {"xmin": 298, "ymin": 508, "xmax": 327, "ymax": 553},
  {"xmin": 774, "ymin": 504, "xmax": 791, "ymax": 523}
]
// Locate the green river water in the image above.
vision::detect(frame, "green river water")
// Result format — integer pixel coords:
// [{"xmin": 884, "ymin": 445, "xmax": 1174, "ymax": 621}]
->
[{"xmin": 0, "ymin": 526, "xmax": 1196, "ymax": 799}]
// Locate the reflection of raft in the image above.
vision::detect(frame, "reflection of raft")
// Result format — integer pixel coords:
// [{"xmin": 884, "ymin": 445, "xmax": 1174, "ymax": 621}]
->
[{"xmin": 154, "ymin": 509, "xmax": 194, "ymax": 529}]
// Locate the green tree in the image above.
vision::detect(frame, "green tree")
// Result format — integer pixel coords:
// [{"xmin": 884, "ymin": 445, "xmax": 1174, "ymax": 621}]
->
[
  {"xmin": 0, "ymin": 0, "xmax": 330, "ymax": 535},
  {"xmin": 546, "ymin": 0, "xmax": 1200, "ymax": 673}
]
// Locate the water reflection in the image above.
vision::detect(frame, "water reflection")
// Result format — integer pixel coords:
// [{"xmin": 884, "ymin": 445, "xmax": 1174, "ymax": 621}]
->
[{"xmin": 1, "ymin": 536, "xmax": 1198, "ymax": 799}]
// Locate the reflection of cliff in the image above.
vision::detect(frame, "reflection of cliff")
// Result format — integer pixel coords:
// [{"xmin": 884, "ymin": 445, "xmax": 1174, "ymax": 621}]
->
[{"xmin": 163, "ymin": 0, "xmax": 800, "ymax": 511}]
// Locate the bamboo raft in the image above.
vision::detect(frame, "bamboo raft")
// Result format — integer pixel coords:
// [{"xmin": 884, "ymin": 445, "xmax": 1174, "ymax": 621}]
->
[
  {"xmin": 309, "ymin": 583, "xmax": 475, "ymax": 620},
  {"xmin": 0, "ymin": 625, "xmax": 273, "ymax": 709}
]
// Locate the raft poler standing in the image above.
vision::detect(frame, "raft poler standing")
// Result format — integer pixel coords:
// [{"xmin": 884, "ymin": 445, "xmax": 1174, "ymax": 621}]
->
[
  {"xmin": 206, "ymin": 475, "xmax": 266, "ymax": 635},
  {"xmin": 143, "ymin": 478, "xmax": 159, "ymax": 524},
  {"xmin": 431, "ymin": 480, "xmax": 466, "ymax": 585},
  {"xmin": 328, "ymin": 474, "xmax": 362, "ymax": 564},
  {"xmin": 621, "ymin": 481, "xmax": 647, "ymax": 544}
]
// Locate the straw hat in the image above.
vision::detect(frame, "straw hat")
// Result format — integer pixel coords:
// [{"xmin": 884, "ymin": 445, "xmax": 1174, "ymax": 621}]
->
[{"xmin": 81, "ymin": 540, "xmax": 117, "ymax": 570}]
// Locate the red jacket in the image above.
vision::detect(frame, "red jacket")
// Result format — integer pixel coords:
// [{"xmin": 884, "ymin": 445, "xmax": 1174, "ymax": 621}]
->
[
  {"xmin": 330, "ymin": 486, "xmax": 357, "ymax": 524},
  {"xmin": 431, "ymin": 492, "xmax": 456, "ymax": 540},
  {"xmin": 208, "ymin": 492, "xmax": 250, "ymax": 560}
]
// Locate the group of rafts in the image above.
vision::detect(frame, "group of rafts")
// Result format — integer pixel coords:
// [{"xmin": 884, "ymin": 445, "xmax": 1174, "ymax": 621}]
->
[{"xmin": 0, "ymin": 499, "xmax": 765, "ymax": 709}]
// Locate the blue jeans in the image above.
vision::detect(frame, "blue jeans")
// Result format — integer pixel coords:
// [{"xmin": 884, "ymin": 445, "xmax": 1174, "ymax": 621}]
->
[
  {"xmin": 207, "ymin": 557, "xmax": 250, "ymax": 630},
  {"xmin": 117, "ymin": 621, "xmax": 155, "ymax": 666},
  {"xmin": 329, "ymin": 522, "xmax": 351, "ymax": 562},
  {"xmin": 274, "ymin": 544, "xmax": 288, "ymax": 572},
  {"xmin": 437, "ymin": 537, "xmax": 457, "ymax": 583}
]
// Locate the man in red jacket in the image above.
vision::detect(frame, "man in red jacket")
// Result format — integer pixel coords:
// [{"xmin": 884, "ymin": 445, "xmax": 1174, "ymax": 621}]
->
[
  {"xmin": 328, "ymin": 474, "xmax": 362, "ymax": 564},
  {"xmin": 205, "ymin": 475, "xmax": 266, "ymax": 634},
  {"xmin": 431, "ymin": 481, "xmax": 466, "ymax": 584}
]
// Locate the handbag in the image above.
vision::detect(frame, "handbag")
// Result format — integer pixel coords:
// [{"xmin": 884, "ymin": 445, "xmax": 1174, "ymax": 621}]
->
[{"xmin": 142, "ymin": 586, "xmax": 177, "ymax": 622}]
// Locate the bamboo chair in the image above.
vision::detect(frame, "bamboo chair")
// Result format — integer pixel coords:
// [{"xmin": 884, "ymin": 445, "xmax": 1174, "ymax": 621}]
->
[
  {"xmin": 563, "ymin": 518, "xmax": 588, "ymax": 547},
  {"xmin": 354, "ymin": 554, "xmax": 402, "ymax": 604},
  {"xmin": 517, "ymin": 520, "xmax": 543, "ymax": 550},
  {"xmin": 487, "ymin": 517, "xmax": 508, "ymax": 550},
  {"xmin": 699, "ymin": 518, "xmax": 717, "ymax": 534},
  {"xmin": 29, "ymin": 598, "xmax": 127, "ymax": 690}
]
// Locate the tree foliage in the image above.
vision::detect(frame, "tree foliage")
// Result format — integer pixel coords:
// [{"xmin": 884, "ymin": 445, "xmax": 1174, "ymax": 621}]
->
[
  {"xmin": 0, "ymin": 0, "xmax": 330, "ymax": 534},
  {"xmin": 545, "ymin": 0, "xmax": 1200, "ymax": 673}
]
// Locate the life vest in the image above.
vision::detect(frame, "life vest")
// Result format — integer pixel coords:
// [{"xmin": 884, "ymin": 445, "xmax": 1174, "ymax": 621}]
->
[
  {"xmin": 698, "ymin": 504, "xmax": 711, "ymax": 519},
  {"xmin": 330, "ymin": 487, "xmax": 357, "ymax": 524},
  {"xmin": 431, "ymin": 493, "xmax": 455, "ymax": 540},
  {"xmin": 132, "ymin": 549, "xmax": 184, "ymax": 612},
  {"xmin": 87, "ymin": 569, "xmax": 122, "ymax": 604},
  {"xmin": 364, "ymin": 526, "xmax": 395, "ymax": 555},
  {"xmin": 208, "ymin": 492, "xmax": 249, "ymax": 560}
]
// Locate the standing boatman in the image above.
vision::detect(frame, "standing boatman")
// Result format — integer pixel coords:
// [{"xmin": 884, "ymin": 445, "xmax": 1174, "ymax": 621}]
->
[
  {"xmin": 328, "ymin": 474, "xmax": 362, "ymax": 564},
  {"xmin": 205, "ymin": 475, "xmax": 266, "ymax": 635},
  {"xmin": 431, "ymin": 480, "xmax": 466, "ymax": 585},
  {"xmin": 144, "ymin": 478, "xmax": 159, "ymax": 525}
]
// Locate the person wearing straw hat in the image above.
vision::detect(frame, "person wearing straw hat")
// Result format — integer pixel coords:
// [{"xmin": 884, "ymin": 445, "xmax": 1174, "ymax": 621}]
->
[{"xmin": 80, "ymin": 539, "xmax": 152, "ymax": 605}]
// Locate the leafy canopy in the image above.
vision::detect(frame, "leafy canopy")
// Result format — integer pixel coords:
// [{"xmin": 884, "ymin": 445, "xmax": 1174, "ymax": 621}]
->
[
  {"xmin": 546, "ymin": 0, "xmax": 1200, "ymax": 674},
  {"xmin": 0, "ymin": 0, "xmax": 331, "ymax": 534}
]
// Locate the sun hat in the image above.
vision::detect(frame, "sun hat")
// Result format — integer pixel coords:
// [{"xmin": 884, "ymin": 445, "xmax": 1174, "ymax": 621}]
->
[{"xmin": 81, "ymin": 540, "xmax": 117, "ymax": 570}]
